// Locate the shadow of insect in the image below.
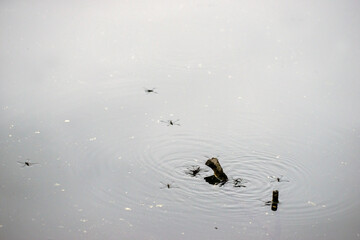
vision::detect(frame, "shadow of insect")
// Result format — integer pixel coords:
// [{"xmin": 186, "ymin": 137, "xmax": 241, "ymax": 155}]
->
[
  {"xmin": 185, "ymin": 165, "xmax": 208, "ymax": 177},
  {"xmin": 160, "ymin": 181, "xmax": 179, "ymax": 189},
  {"xmin": 268, "ymin": 175, "xmax": 289, "ymax": 183},
  {"xmin": 17, "ymin": 159, "xmax": 40, "ymax": 168},
  {"xmin": 160, "ymin": 119, "xmax": 180, "ymax": 126},
  {"xmin": 144, "ymin": 88, "xmax": 158, "ymax": 94}
]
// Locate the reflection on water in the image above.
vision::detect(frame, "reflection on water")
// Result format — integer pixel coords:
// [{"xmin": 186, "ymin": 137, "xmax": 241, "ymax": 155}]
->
[{"xmin": 1, "ymin": 0, "xmax": 360, "ymax": 240}]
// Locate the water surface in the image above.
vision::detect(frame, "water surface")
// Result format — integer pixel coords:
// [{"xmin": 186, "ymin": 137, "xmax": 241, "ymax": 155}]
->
[{"xmin": 1, "ymin": 1, "xmax": 360, "ymax": 239}]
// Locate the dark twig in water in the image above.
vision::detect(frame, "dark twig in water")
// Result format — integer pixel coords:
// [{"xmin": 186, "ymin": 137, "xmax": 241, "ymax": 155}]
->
[
  {"xmin": 204, "ymin": 158, "xmax": 228, "ymax": 186},
  {"xmin": 160, "ymin": 119, "xmax": 180, "ymax": 126},
  {"xmin": 17, "ymin": 159, "xmax": 40, "ymax": 168},
  {"xmin": 264, "ymin": 190, "xmax": 280, "ymax": 211}
]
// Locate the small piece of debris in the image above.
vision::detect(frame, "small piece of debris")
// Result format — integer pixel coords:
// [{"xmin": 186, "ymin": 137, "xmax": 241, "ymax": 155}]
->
[{"xmin": 307, "ymin": 201, "xmax": 316, "ymax": 206}]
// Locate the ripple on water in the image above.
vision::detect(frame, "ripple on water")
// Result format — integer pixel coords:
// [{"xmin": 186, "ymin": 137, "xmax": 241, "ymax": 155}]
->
[
  {"xmin": 132, "ymin": 126, "xmax": 357, "ymax": 225},
  {"xmin": 67, "ymin": 121, "xmax": 358, "ymax": 227},
  {"xmin": 130, "ymin": 129, "xmax": 310, "ymax": 218}
]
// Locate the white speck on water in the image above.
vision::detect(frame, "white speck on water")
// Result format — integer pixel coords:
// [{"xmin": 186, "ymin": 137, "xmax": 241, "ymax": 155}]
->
[
  {"xmin": 64, "ymin": 120, "xmax": 70, "ymax": 123},
  {"xmin": 104, "ymin": 107, "xmax": 108, "ymax": 111},
  {"xmin": 8, "ymin": 134, "xmax": 12, "ymax": 137},
  {"xmin": 54, "ymin": 183, "xmax": 61, "ymax": 187},
  {"xmin": 119, "ymin": 218, "xmax": 133, "ymax": 227},
  {"xmin": 34, "ymin": 131, "xmax": 40, "ymax": 134},
  {"xmin": 125, "ymin": 208, "xmax": 131, "ymax": 211},
  {"xmin": 129, "ymin": 136, "xmax": 135, "ymax": 139},
  {"xmin": 156, "ymin": 204, "xmax": 163, "ymax": 208},
  {"xmin": 80, "ymin": 218, "xmax": 88, "ymax": 223},
  {"xmin": 308, "ymin": 201, "xmax": 316, "ymax": 206},
  {"xmin": 89, "ymin": 137, "xmax": 97, "ymax": 141}
]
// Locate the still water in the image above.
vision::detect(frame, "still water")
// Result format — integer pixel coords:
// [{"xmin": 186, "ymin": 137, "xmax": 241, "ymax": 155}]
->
[{"xmin": 1, "ymin": 1, "xmax": 360, "ymax": 239}]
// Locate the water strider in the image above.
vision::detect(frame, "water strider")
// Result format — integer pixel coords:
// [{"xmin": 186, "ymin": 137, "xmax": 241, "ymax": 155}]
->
[
  {"xmin": 160, "ymin": 181, "xmax": 179, "ymax": 189},
  {"xmin": 144, "ymin": 88, "xmax": 158, "ymax": 94},
  {"xmin": 268, "ymin": 175, "xmax": 289, "ymax": 183},
  {"xmin": 160, "ymin": 119, "xmax": 180, "ymax": 126},
  {"xmin": 17, "ymin": 159, "xmax": 40, "ymax": 167},
  {"xmin": 185, "ymin": 165, "xmax": 208, "ymax": 177}
]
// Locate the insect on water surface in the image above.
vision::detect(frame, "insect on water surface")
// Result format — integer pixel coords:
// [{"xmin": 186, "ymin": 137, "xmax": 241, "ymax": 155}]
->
[
  {"xmin": 144, "ymin": 88, "xmax": 158, "ymax": 94},
  {"xmin": 268, "ymin": 175, "xmax": 289, "ymax": 182},
  {"xmin": 160, "ymin": 181, "xmax": 179, "ymax": 189},
  {"xmin": 17, "ymin": 159, "xmax": 40, "ymax": 167},
  {"xmin": 185, "ymin": 165, "xmax": 208, "ymax": 177},
  {"xmin": 160, "ymin": 119, "xmax": 180, "ymax": 126}
]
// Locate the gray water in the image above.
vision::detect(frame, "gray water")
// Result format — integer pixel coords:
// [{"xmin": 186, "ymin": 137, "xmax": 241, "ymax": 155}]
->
[{"xmin": 1, "ymin": 1, "xmax": 360, "ymax": 239}]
